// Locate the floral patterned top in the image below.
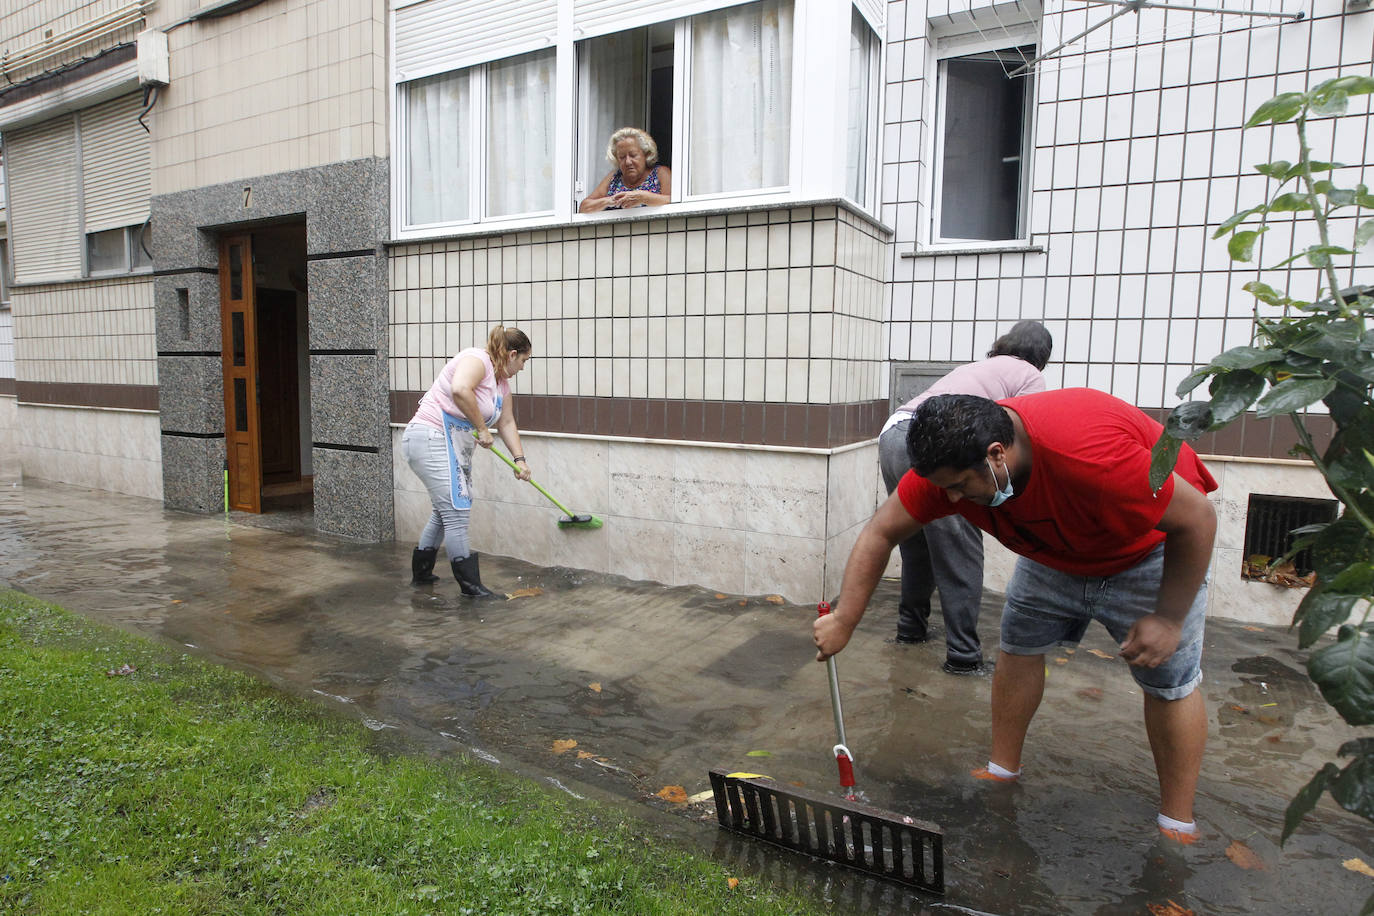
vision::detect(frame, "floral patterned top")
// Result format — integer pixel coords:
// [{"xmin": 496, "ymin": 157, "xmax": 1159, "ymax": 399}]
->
[{"xmin": 605, "ymin": 165, "xmax": 663, "ymax": 208}]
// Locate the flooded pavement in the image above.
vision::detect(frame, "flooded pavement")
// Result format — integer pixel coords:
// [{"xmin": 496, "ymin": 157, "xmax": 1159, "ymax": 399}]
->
[{"xmin": 1, "ymin": 473, "xmax": 1370, "ymax": 915}]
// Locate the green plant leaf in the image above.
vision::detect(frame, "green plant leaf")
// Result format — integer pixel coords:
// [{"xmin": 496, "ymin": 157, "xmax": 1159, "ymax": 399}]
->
[
  {"xmin": 1305, "ymin": 245, "xmax": 1355, "ymax": 268},
  {"xmin": 1328, "ymin": 563, "xmax": 1374, "ymax": 595},
  {"xmin": 1229, "ymin": 228, "xmax": 1267, "ymax": 262},
  {"xmin": 1291, "ymin": 322, "xmax": 1362, "ymax": 361},
  {"xmin": 1356, "ymin": 220, "xmax": 1374, "ymax": 251},
  {"xmin": 1245, "ymin": 91, "xmax": 1308, "ymax": 127},
  {"xmin": 1149, "ymin": 432, "xmax": 1184, "ymax": 492},
  {"xmin": 1175, "ymin": 366, "xmax": 1215, "ymax": 396},
  {"xmin": 1313, "ymin": 74, "xmax": 1374, "ymax": 98},
  {"xmin": 1212, "ymin": 206, "xmax": 1263, "ymax": 238},
  {"xmin": 1311, "ymin": 90, "xmax": 1349, "ymax": 116},
  {"xmin": 1268, "ymin": 192, "xmax": 1314, "ymax": 212},
  {"xmin": 1164, "ymin": 401, "xmax": 1212, "ymax": 441},
  {"xmin": 1307, "ymin": 625, "xmax": 1374, "ymax": 726},
  {"xmin": 1308, "ymin": 517, "xmax": 1374, "ymax": 583},
  {"xmin": 1242, "ymin": 280, "xmax": 1289, "ymax": 306},
  {"xmin": 1210, "ymin": 345, "xmax": 1287, "ymax": 370},
  {"xmin": 1296, "ymin": 586, "xmax": 1359, "ymax": 648},
  {"xmin": 1207, "ymin": 370, "xmax": 1265, "ymax": 426},
  {"xmin": 1255, "ymin": 376, "xmax": 1337, "ymax": 417},
  {"xmin": 1282, "ymin": 762, "xmax": 1339, "ymax": 845},
  {"xmin": 1253, "ymin": 161, "xmax": 1292, "ymax": 181}
]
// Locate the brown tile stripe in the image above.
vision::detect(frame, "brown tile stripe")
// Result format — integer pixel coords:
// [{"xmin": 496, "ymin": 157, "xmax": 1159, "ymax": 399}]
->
[
  {"xmin": 17, "ymin": 381, "xmax": 159, "ymax": 412},
  {"xmin": 390, "ymin": 393, "xmax": 1334, "ymax": 458},
  {"xmin": 1137, "ymin": 407, "xmax": 1334, "ymax": 462},
  {"xmin": 391, "ymin": 391, "xmax": 887, "ymax": 449},
  {"xmin": 0, "ymin": 378, "xmax": 15, "ymax": 396}
]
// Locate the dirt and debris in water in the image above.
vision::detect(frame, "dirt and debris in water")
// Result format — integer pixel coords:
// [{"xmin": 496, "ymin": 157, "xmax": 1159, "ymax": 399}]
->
[{"xmin": 1, "ymin": 476, "xmax": 1369, "ymax": 914}]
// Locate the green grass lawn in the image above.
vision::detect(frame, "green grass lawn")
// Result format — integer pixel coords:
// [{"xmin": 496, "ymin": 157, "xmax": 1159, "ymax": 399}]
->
[{"xmin": 0, "ymin": 590, "xmax": 819, "ymax": 915}]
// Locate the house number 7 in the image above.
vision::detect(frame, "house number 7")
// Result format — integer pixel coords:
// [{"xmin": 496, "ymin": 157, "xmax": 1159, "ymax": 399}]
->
[{"xmin": 243, "ymin": 187, "xmax": 252, "ymax": 208}]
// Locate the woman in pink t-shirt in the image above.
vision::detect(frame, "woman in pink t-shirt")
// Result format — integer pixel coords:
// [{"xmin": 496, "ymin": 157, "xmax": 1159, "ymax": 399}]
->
[{"xmin": 402, "ymin": 325, "xmax": 533, "ymax": 597}]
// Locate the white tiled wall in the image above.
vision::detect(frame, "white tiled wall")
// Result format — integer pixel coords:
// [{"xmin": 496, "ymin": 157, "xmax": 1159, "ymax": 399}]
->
[
  {"xmin": 149, "ymin": 0, "xmax": 387, "ymax": 193},
  {"xmin": 882, "ymin": 0, "xmax": 1372, "ymax": 410},
  {"xmin": 389, "ymin": 205, "xmax": 889, "ymax": 405},
  {"xmin": 11, "ymin": 277, "xmax": 156, "ymax": 385},
  {"xmin": 17, "ymin": 404, "xmax": 161, "ymax": 499},
  {"xmin": 0, "ymin": 307, "xmax": 13, "ymax": 380}
]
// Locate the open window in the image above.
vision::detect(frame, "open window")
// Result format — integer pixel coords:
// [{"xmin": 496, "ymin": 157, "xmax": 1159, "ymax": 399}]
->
[
  {"xmin": 846, "ymin": 8, "xmax": 880, "ymax": 208},
  {"xmin": 931, "ymin": 43, "xmax": 1035, "ymax": 244}
]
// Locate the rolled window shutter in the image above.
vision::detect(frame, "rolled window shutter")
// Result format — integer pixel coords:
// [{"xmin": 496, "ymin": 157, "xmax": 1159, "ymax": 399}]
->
[
  {"xmin": 393, "ymin": 0, "xmax": 557, "ymax": 82},
  {"xmin": 79, "ymin": 93, "xmax": 151, "ymax": 234},
  {"xmin": 6, "ymin": 115, "xmax": 82, "ymax": 283},
  {"xmin": 573, "ymin": 0, "xmax": 748, "ymax": 40}
]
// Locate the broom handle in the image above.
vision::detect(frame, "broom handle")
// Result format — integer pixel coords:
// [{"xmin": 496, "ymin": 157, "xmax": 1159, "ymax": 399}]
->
[
  {"xmin": 471, "ymin": 431, "xmax": 579, "ymax": 518},
  {"xmin": 818, "ymin": 603, "xmax": 848, "ymax": 748}
]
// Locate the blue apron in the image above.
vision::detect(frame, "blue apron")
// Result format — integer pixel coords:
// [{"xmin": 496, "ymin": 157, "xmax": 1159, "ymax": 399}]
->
[{"xmin": 441, "ymin": 394, "xmax": 502, "ymax": 510}]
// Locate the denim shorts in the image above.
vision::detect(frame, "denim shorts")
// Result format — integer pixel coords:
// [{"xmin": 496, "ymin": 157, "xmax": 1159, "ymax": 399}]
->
[{"xmin": 1000, "ymin": 544, "xmax": 1206, "ymax": 700}]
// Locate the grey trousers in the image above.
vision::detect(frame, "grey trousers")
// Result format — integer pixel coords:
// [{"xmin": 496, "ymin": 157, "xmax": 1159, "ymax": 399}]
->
[{"xmin": 878, "ymin": 420, "xmax": 986, "ymax": 665}]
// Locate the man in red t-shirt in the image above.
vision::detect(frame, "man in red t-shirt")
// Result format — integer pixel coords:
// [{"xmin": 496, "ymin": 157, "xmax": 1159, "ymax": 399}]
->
[{"xmin": 814, "ymin": 389, "xmax": 1218, "ymax": 844}]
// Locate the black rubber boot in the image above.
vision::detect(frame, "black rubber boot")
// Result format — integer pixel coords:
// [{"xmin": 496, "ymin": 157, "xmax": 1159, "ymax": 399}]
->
[
  {"xmin": 451, "ymin": 554, "xmax": 497, "ymax": 599},
  {"xmin": 411, "ymin": 547, "xmax": 440, "ymax": 585}
]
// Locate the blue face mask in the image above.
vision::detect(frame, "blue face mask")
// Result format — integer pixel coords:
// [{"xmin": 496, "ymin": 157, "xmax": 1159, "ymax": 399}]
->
[{"xmin": 986, "ymin": 457, "xmax": 1014, "ymax": 507}]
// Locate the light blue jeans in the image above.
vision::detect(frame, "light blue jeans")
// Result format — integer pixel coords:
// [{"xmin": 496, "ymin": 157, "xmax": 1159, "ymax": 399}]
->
[
  {"xmin": 1000, "ymin": 544, "xmax": 1207, "ymax": 700},
  {"xmin": 402, "ymin": 421, "xmax": 471, "ymax": 562}
]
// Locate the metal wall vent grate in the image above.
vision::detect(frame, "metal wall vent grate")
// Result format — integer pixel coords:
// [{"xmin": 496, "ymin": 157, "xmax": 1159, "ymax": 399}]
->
[{"xmin": 1242, "ymin": 494, "xmax": 1338, "ymax": 583}]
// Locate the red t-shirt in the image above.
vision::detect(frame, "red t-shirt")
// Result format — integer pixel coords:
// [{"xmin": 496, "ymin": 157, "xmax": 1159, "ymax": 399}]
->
[{"xmin": 897, "ymin": 388, "xmax": 1218, "ymax": 577}]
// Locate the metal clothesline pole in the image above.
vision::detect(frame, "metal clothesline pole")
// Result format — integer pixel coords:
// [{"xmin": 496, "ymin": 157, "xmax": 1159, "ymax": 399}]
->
[{"xmin": 1006, "ymin": 0, "xmax": 1305, "ymax": 78}]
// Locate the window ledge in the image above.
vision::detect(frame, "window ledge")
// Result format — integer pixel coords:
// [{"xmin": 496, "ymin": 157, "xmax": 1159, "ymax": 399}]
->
[
  {"xmin": 901, "ymin": 243, "xmax": 1045, "ymax": 258},
  {"xmin": 389, "ymin": 197, "xmax": 893, "ymax": 246}
]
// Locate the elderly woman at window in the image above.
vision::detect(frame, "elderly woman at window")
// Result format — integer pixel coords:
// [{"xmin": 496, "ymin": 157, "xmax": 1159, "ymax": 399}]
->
[{"xmin": 578, "ymin": 127, "xmax": 672, "ymax": 212}]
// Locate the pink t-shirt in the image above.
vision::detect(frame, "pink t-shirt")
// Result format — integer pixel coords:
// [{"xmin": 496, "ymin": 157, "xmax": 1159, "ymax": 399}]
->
[
  {"xmin": 411, "ymin": 347, "xmax": 510, "ymax": 431},
  {"xmin": 882, "ymin": 355, "xmax": 1046, "ymax": 434}
]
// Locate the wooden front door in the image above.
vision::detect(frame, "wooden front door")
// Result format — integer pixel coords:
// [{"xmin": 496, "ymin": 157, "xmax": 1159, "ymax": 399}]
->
[{"xmin": 220, "ymin": 234, "xmax": 262, "ymax": 513}]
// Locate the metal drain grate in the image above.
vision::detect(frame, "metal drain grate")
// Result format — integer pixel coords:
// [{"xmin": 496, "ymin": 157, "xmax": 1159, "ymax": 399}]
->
[{"xmin": 1243, "ymin": 494, "xmax": 1338, "ymax": 578}]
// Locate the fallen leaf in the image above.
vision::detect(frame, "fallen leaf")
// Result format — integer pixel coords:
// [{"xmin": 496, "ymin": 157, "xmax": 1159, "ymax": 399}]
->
[
  {"xmin": 1343, "ymin": 857, "xmax": 1374, "ymax": 878},
  {"xmin": 105, "ymin": 664, "xmax": 136, "ymax": 677},
  {"xmin": 1226, "ymin": 840, "xmax": 1266, "ymax": 870},
  {"xmin": 171, "ymin": 599, "xmax": 183, "ymax": 604},
  {"xmin": 1053, "ymin": 657, "xmax": 1068, "ymax": 665},
  {"xmin": 745, "ymin": 750, "xmax": 772, "ymax": 757},
  {"xmin": 1076, "ymin": 687, "xmax": 1104, "ymax": 701},
  {"xmin": 686, "ymin": 789, "xmax": 715, "ymax": 804},
  {"xmin": 789, "ymin": 781, "xmax": 805, "ymax": 788},
  {"xmin": 507, "ymin": 587, "xmax": 544, "ymax": 599},
  {"xmin": 552, "ymin": 739, "xmax": 578, "ymax": 754},
  {"xmin": 588, "ymin": 682, "xmax": 602, "ymax": 693},
  {"xmin": 737, "ymin": 600, "xmax": 748, "ymax": 606},
  {"xmin": 727, "ymin": 877, "xmax": 740, "ymax": 889},
  {"xmin": 764, "ymin": 594, "xmax": 784, "ymax": 605},
  {"xmin": 715, "ymin": 593, "xmax": 728, "ymax": 600},
  {"xmin": 725, "ymin": 772, "xmax": 769, "ymax": 779},
  {"xmin": 1146, "ymin": 901, "xmax": 1195, "ymax": 916},
  {"xmin": 1087, "ymin": 648, "xmax": 1115, "ymax": 660},
  {"xmin": 1230, "ymin": 704, "xmax": 1248, "ymax": 713},
  {"xmin": 1243, "ymin": 625, "xmax": 1264, "ymax": 632},
  {"xmin": 656, "ymin": 785, "xmax": 688, "ymax": 804},
  {"xmin": 576, "ymin": 750, "xmax": 596, "ymax": 759}
]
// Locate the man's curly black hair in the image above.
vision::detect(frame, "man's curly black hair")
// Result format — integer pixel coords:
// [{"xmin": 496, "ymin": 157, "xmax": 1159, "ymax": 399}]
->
[{"xmin": 907, "ymin": 394, "xmax": 1015, "ymax": 476}]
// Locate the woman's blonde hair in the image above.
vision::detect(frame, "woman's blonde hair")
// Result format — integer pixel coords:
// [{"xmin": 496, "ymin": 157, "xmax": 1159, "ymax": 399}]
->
[
  {"xmin": 606, "ymin": 127, "xmax": 658, "ymax": 167},
  {"xmin": 485, "ymin": 325, "xmax": 532, "ymax": 378}
]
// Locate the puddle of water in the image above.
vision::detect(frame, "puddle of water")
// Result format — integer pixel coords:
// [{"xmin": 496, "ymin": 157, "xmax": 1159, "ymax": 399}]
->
[{"xmin": 1, "ymin": 475, "xmax": 1370, "ymax": 914}]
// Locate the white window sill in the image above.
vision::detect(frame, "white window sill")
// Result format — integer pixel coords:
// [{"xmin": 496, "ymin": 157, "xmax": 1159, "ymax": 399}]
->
[{"xmin": 901, "ymin": 241, "xmax": 1044, "ymax": 258}]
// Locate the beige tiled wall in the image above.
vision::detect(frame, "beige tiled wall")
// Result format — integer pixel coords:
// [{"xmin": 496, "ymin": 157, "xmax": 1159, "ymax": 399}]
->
[
  {"xmin": 149, "ymin": 0, "xmax": 387, "ymax": 193},
  {"xmin": 17, "ymin": 404, "xmax": 161, "ymax": 499},
  {"xmin": 11, "ymin": 277, "xmax": 155, "ymax": 385},
  {"xmin": 395, "ymin": 429, "xmax": 843, "ymax": 601},
  {"xmin": 389, "ymin": 205, "xmax": 888, "ymax": 406},
  {"xmin": 0, "ymin": 0, "xmax": 143, "ymax": 84}
]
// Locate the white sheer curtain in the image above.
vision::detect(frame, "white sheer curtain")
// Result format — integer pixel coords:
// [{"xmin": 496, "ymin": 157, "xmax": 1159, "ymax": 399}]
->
[
  {"xmin": 486, "ymin": 48, "xmax": 557, "ymax": 217},
  {"xmin": 688, "ymin": 0, "xmax": 793, "ymax": 196},
  {"xmin": 407, "ymin": 69, "xmax": 470, "ymax": 226},
  {"xmin": 580, "ymin": 29, "xmax": 647, "ymax": 197},
  {"xmin": 846, "ymin": 11, "xmax": 875, "ymax": 206}
]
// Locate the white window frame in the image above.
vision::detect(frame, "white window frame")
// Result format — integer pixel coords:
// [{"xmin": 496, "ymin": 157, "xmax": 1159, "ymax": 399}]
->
[
  {"xmin": 391, "ymin": 0, "xmax": 877, "ymax": 240},
  {"xmin": 926, "ymin": 28, "xmax": 1038, "ymax": 251},
  {"xmin": 85, "ymin": 222, "xmax": 152, "ymax": 278},
  {"xmin": 845, "ymin": 8, "xmax": 881, "ymax": 210}
]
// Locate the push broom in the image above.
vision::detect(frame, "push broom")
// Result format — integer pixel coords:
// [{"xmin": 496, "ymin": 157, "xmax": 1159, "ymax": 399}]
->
[
  {"xmin": 709, "ymin": 601, "xmax": 944, "ymax": 893},
  {"xmin": 474, "ymin": 433, "xmax": 603, "ymax": 530}
]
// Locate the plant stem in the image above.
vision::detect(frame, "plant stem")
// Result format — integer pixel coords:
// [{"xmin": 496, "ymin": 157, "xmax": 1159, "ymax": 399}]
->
[
  {"xmin": 1294, "ymin": 114, "xmax": 1353, "ymax": 318},
  {"xmin": 1290, "ymin": 414, "xmax": 1374, "ymax": 534}
]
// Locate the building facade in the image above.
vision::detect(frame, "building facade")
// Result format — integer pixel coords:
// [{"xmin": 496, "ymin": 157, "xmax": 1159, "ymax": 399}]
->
[{"xmin": 0, "ymin": 0, "xmax": 1368, "ymax": 623}]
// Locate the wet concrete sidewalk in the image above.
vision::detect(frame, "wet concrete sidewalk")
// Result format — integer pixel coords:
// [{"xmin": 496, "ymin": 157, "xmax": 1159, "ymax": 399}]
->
[{"xmin": 1, "ymin": 472, "xmax": 1370, "ymax": 915}]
